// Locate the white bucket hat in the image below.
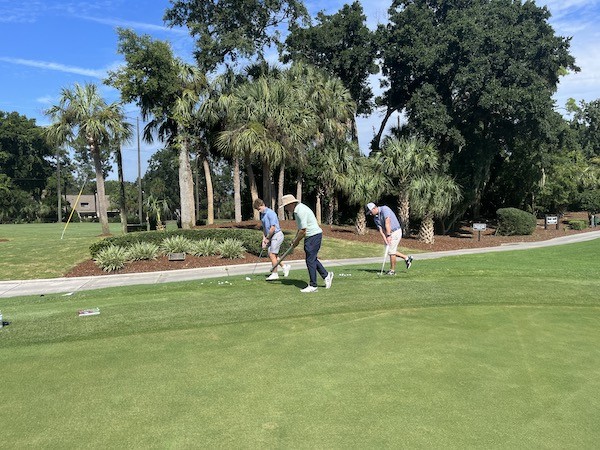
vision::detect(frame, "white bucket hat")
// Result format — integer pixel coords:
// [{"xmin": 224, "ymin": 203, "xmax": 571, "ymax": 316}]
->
[{"xmin": 279, "ymin": 194, "xmax": 299, "ymax": 208}]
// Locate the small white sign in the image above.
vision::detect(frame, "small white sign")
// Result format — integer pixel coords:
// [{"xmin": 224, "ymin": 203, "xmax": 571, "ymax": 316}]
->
[
  {"xmin": 546, "ymin": 216, "xmax": 558, "ymax": 225},
  {"xmin": 473, "ymin": 223, "xmax": 487, "ymax": 231}
]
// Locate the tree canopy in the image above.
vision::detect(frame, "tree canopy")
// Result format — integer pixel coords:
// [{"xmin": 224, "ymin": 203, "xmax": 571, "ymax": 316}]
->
[
  {"xmin": 283, "ymin": 1, "xmax": 378, "ymax": 115},
  {"xmin": 164, "ymin": 0, "xmax": 309, "ymax": 72},
  {"xmin": 377, "ymin": 0, "xmax": 579, "ymax": 218}
]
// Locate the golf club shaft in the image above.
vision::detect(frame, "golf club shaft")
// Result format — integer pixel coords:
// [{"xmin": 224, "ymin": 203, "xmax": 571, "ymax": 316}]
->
[
  {"xmin": 380, "ymin": 244, "xmax": 389, "ymax": 276},
  {"xmin": 270, "ymin": 245, "xmax": 293, "ymax": 272},
  {"xmin": 251, "ymin": 247, "xmax": 265, "ymax": 276}
]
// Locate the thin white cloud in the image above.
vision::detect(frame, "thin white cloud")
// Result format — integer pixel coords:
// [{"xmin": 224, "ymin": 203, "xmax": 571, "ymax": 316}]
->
[
  {"xmin": 36, "ymin": 95, "xmax": 55, "ymax": 105},
  {"xmin": 0, "ymin": 57, "xmax": 105, "ymax": 78},
  {"xmin": 78, "ymin": 15, "xmax": 188, "ymax": 35}
]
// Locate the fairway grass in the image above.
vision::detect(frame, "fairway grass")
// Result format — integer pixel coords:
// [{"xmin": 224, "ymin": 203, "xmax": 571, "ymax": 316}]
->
[{"xmin": 1, "ymin": 240, "xmax": 599, "ymax": 447}]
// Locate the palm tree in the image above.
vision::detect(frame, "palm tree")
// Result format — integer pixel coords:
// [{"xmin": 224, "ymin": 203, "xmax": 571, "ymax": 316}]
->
[
  {"xmin": 342, "ymin": 156, "xmax": 386, "ymax": 234},
  {"xmin": 45, "ymin": 83, "xmax": 131, "ymax": 235},
  {"xmin": 287, "ymin": 64, "xmax": 356, "ymax": 211},
  {"xmin": 217, "ymin": 70, "xmax": 316, "ymax": 221},
  {"xmin": 375, "ymin": 136, "xmax": 439, "ymax": 235},
  {"xmin": 409, "ymin": 174, "xmax": 462, "ymax": 244}
]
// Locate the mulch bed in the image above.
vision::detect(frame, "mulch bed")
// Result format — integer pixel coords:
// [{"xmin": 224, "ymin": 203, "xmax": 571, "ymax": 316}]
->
[{"xmin": 65, "ymin": 212, "xmax": 594, "ymax": 278}]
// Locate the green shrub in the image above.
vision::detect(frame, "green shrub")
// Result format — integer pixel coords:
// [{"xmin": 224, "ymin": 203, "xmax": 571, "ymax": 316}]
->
[
  {"xmin": 89, "ymin": 228, "xmax": 291, "ymax": 258},
  {"xmin": 127, "ymin": 242, "xmax": 160, "ymax": 261},
  {"xmin": 190, "ymin": 238, "xmax": 219, "ymax": 256},
  {"xmin": 160, "ymin": 235, "xmax": 195, "ymax": 254},
  {"xmin": 567, "ymin": 219, "xmax": 587, "ymax": 230},
  {"xmin": 496, "ymin": 208, "xmax": 537, "ymax": 236},
  {"xmin": 94, "ymin": 245, "xmax": 129, "ymax": 272},
  {"xmin": 217, "ymin": 238, "xmax": 246, "ymax": 259},
  {"xmin": 577, "ymin": 190, "xmax": 600, "ymax": 215}
]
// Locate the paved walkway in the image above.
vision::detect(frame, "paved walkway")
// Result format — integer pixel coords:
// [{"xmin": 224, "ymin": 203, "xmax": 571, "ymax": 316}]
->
[{"xmin": 2, "ymin": 230, "xmax": 599, "ymax": 298}]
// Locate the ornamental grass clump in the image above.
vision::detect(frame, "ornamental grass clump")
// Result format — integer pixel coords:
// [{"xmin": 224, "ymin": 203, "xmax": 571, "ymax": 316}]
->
[
  {"xmin": 217, "ymin": 238, "xmax": 246, "ymax": 259},
  {"xmin": 190, "ymin": 238, "xmax": 219, "ymax": 256},
  {"xmin": 94, "ymin": 245, "xmax": 129, "ymax": 272},
  {"xmin": 127, "ymin": 242, "xmax": 160, "ymax": 261},
  {"xmin": 160, "ymin": 235, "xmax": 194, "ymax": 254}
]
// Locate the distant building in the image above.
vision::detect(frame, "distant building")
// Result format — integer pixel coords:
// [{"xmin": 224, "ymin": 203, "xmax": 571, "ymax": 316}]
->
[{"xmin": 65, "ymin": 194, "xmax": 119, "ymax": 219}]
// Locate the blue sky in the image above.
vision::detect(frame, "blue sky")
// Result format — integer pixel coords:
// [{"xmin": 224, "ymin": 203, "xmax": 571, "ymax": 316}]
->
[{"xmin": 1, "ymin": 0, "xmax": 599, "ymax": 181}]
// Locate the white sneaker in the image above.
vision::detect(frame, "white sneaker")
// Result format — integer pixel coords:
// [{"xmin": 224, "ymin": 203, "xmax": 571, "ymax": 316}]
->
[
  {"xmin": 266, "ymin": 272, "xmax": 279, "ymax": 281},
  {"xmin": 283, "ymin": 264, "xmax": 291, "ymax": 277},
  {"xmin": 325, "ymin": 271, "xmax": 334, "ymax": 289},
  {"xmin": 300, "ymin": 285, "xmax": 318, "ymax": 293}
]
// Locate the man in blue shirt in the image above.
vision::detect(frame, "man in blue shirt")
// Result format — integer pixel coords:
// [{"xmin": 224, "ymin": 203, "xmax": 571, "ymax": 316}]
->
[
  {"xmin": 280, "ymin": 194, "xmax": 333, "ymax": 293},
  {"xmin": 254, "ymin": 198, "xmax": 290, "ymax": 281},
  {"xmin": 366, "ymin": 202, "xmax": 413, "ymax": 275}
]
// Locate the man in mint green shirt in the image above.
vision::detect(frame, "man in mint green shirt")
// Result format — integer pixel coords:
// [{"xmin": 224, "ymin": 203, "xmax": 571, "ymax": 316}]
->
[{"xmin": 280, "ymin": 194, "xmax": 333, "ymax": 293}]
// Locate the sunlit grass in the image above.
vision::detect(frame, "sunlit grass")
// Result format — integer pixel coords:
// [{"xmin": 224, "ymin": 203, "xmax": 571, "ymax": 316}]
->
[{"xmin": 1, "ymin": 240, "xmax": 599, "ymax": 447}]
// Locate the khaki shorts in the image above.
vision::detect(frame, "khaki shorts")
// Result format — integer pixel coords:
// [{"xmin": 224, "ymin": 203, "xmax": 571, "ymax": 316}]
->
[
  {"xmin": 387, "ymin": 228, "xmax": 403, "ymax": 255},
  {"xmin": 269, "ymin": 230, "xmax": 284, "ymax": 254}
]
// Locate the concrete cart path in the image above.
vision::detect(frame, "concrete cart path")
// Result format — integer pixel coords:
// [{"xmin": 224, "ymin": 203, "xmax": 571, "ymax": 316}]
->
[{"xmin": 2, "ymin": 230, "xmax": 599, "ymax": 298}]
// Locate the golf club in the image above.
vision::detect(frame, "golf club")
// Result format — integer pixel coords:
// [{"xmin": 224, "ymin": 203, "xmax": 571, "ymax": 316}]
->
[
  {"xmin": 379, "ymin": 244, "xmax": 389, "ymax": 276},
  {"xmin": 270, "ymin": 245, "xmax": 294, "ymax": 273},
  {"xmin": 251, "ymin": 247, "xmax": 265, "ymax": 277}
]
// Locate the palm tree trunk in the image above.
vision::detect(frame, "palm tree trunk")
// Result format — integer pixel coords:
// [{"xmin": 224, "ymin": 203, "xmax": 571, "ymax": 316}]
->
[
  {"xmin": 201, "ymin": 153, "xmax": 214, "ymax": 225},
  {"xmin": 316, "ymin": 190, "xmax": 322, "ymax": 224},
  {"xmin": 245, "ymin": 156, "xmax": 259, "ymax": 220},
  {"xmin": 296, "ymin": 172, "xmax": 303, "ymax": 203},
  {"xmin": 116, "ymin": 146, "xmax": 127, "ymax": 234},
  {"xmin": 355, "ymin": 206, "xmax": 367, "ymax": 235},
  {"xmin": 91, "ymin": 143, "xmax": 110, "ymax": 235},
  {"xmin": 178, "ymin": 137, "xmax": 196, "ymax": 229},
  {"xmin": 398, "ymin": 190, "xmax": 410, "ymax": 237},
  {"xmin": 233, "ymin": 157, "xmax": 242, "ymax": 222},
  {"xmin": 262, "ymin": 161, "xmax": 271, "ymax": 207},
  {"xmin": 418, "ymin": 215, "xmax": 435, "ymax": 244},
  {"xmin": 277, "ymin": 162, "xmax": 285, "ymax": 220}
]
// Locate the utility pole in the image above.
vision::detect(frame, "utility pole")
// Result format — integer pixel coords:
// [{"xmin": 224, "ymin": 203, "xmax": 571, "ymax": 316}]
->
[{"xmin": 137, "ymin": 117, "xmax": 143, "ymax": 224}]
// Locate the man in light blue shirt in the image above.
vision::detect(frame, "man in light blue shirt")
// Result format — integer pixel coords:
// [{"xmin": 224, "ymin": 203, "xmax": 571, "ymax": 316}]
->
[
  {"xmin": 254, "ymin": 198, "xmax": 290, "ymax": 280},
  {"xmin": 366, "ymin": 202, "xmax": 413, "ymax": 275},
  {"xmin": 280, "ymin": 194, "xmax": 333, "ymax": 293}
]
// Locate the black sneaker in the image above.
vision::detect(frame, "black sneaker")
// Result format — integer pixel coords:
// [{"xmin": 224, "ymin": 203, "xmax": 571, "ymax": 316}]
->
[
  {"xmin": 386, "ymin": 270, "xmax": 396, "ymax": 276},
  {"xmin": 406, "ymin": 256, "xmax": 413, "ymax": 269}
]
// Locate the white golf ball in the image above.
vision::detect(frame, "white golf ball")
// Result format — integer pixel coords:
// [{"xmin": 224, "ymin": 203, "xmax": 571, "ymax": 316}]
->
[{"xmin": 245, "ymin": 277, "xmax": 251, "ymax": 281}]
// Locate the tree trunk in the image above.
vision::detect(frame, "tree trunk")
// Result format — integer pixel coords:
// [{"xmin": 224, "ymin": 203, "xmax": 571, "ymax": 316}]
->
[
  {"xmin": 296, "ymin": 172, "xmax": 303, "ymax": 203},
  {"xmin": 398, "ymin": 189, "xmax": 410, "ymax": 237},
  {"xmin": 233, "ymin": 157, "xmax": 242, "ymax": 222},
  {"xmin": 355, "ymin": 206, "xmax": 367, "ymax": 235},
  {"xmin": 418, "ymin": 215, "xmax": 435, "ymax": 244},
  {"xmin": 201, "ymin": 153, "xmax": 214, "ymax": 225},
  {"xmin": 91, "ymin": 142, "xmax": 110, "ymax": 235},
  {"xmin": 277, "ymin": 162, "xmax": 285, "ymax": 220},
  {"xmin": 371, "ymin": 107, "xmax": 395, "ymax": 151},
  {"xmin": 178, "ymin": 137, "xmax": 196, "ymax": 229},
  {"xmin": 316, "ymin": 190, "xmax": 322, "ymax": 224},
  {"xmin": 245, "ymin": 156, "xmax": 259, "ymax": 220},
  {"xmin": 116, "ymin": 146, "xmax": 127, "ymax": 234},
  {"xmin": 327, "ymin": 188, "xmax": 335, "ymax": 225},
  {"xmin": 262, "ymin": 160, "xmax": 271, "ymax": 208}
]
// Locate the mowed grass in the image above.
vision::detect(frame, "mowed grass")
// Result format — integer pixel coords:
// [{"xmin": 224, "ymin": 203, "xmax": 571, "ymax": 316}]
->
[
  {"xmin": 0, "ymin": 222, "xmax": 124, "ymax": 280},
  {"xmin": 0, "ymin": 222, "xmax": 383, "ymax": 280},
  {"xmin": 1, "ymin": 240, "xmax": 599, "ymax": 448}
]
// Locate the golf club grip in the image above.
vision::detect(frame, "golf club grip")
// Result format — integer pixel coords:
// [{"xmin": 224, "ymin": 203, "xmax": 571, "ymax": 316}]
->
[{"xmin": 270, "ymin": 246, "xmax": 293, "ymax": 272}]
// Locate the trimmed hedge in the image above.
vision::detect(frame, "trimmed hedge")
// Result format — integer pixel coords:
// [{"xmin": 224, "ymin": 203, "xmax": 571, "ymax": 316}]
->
[
  {"xmin": 567, "ymin": 219, "xmax": 587, "ymax": 230},
  {"xmin": 496, "ymin": 208, "xmax": 537, "ymax": 236},
  {"xmin": 89, "ymin": 228, "xmax": 294, "ymax": 258}
]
